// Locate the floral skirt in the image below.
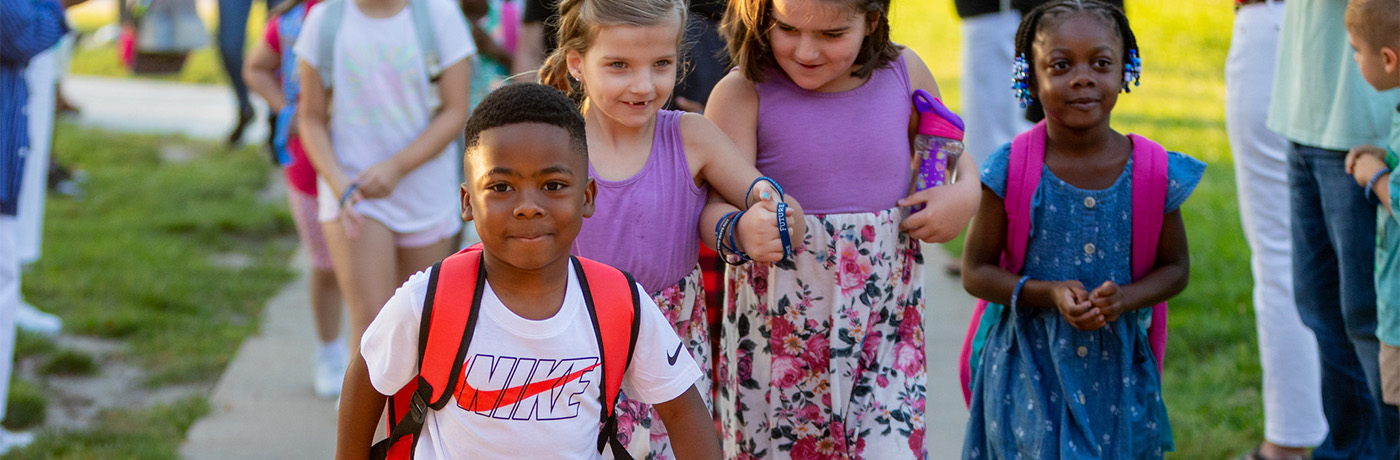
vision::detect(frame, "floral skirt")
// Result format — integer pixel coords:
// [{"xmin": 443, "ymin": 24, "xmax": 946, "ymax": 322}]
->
[
  {"xmin": 718, "ymin": 208, "xmax": 926, "ymax": 460},
  {"xmin": 615, "ymin": 266, "xmax": 712, "ymax": 459}
]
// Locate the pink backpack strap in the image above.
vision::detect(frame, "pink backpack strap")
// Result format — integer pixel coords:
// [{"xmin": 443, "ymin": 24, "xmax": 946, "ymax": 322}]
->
[
  {"xmin": 1129, "ymin": 134, "xmax": 1170, "ymax": 372},
  {"xmin": 959, "ymin": 121, "xmax": 1048, "ymax": 405}
]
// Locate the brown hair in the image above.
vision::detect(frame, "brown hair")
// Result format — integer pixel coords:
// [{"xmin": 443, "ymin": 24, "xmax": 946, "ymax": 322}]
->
[
  {"xmin": 1346, "ymin": 0, "xmax": 1400, "ymax": 51},
  {"xmin": 537, "ymin": 0, "xmax": 688, "ymax": 100},
  {"xmin": 721, "ymin": 0, "xmax": 901, "ymax": 83}
]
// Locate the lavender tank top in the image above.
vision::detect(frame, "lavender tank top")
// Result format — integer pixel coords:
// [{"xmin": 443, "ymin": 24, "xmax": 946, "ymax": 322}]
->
[
  {"xmin": 572, "ymin": 110, "xmax": 707, "ymax": 294},
  {"xmin": 755, "ymin": 53, "xmax": 914, "ymax": 214}
]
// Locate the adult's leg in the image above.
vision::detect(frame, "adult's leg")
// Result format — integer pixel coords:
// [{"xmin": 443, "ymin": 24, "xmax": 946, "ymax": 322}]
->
[
  {"xmin": 216, "ymin": 0, "xmax": 255, "ymax": 143},
  {"xmin": 0, "ymin": 216, "xmax": 18, "ymax": 420},
  {"xmin": 323, "ymin": 216, "xmax": 399, "ymax": 360},
  {"xmin": 1290, "ymin": 143, "xmax": 1390, "ymax": 460},
  {"xmin": 959, "ymin": 11, "xmax": 1031, "ymax": 165},
  {"xmin": 1225, "ymin": 2, "xmax": 1326, "ymax": 453},
  {"xmin": 1312, "ymin": 146, "xmax": 1400, "ymax": 460}
]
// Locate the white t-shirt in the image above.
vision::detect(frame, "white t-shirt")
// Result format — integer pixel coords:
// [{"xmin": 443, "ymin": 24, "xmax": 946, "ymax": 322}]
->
[
  {"xmin": 362, "ymin": 263, "xmax": 703, "ymax": 460},
  {"xmin": 293, "ymin": 0, "xmax": 475, "ymax": 232}
]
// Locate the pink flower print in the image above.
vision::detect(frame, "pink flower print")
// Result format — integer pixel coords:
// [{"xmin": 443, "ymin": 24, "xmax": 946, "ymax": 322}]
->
[
  {"xmin": 861, "ymin": 331, "xmax": 883, "ymax": 364},
  {"xmin": 893, "ymin": 341, "xmax": 923, "ymax": 376},
  {"xmin": 802, "ymin": 333, "xmax": 830, "ymax": 369},
  {"xmin": 877, "ymin": 374, "xmax": 889, "ymax": 388},
  {"xmin": 752, "ymin": 263, "xmax": 769, "ymax": 297},
  {"xmin": 772, "ymin": 355, "xmax": 804, "ymax": 388},
  {"xmin": 837, "ymin": 246, "xmax": 872, "ymax": 296},
  {"xmin": 898, "ymin": 305, "xmax": 923, "ymax": 344},
  {"xmin": 908, "ymin": 426, "xmax": 926, "ymax": 455},
  {"xmin": 737, "ymin": 351, "xmax": 753, "ymax": 382},
  {"xmin": 791, "ymin": 437, "xmax": 819, "ymax": 459},
  {"xmin": 861, "ymin": 224, "xmax": 876, "ymax": 242},
  {"xmin": 797, "ymin": 401, "xmax": 822, "ymax": 421},
  {"xmin": 770, "ymin": 316, "xmax": 796, "ymax": 356}
]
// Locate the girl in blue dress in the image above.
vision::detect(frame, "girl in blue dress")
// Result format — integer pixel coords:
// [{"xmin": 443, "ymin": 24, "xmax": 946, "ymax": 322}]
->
[{"xmin": 961, "ymin": 1, "xmax": 1204, "ymax": 458}]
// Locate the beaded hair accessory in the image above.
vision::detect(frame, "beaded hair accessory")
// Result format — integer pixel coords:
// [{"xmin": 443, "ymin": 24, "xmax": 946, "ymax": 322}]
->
[
  {"xmin": 1012, "ymin": 54, "xmax": 1032, "ymax": 108},
  {"xmin": 1123, "ymin": 49, "xmax": 1142, "ymax": 92}
]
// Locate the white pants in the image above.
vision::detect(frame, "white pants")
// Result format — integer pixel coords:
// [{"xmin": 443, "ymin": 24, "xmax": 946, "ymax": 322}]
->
[
  {"xmin": 1226, "ymin": 2, "xmax": 1329, "ymax": 447},
  {"xmin": 0, "ymin": 216, "xmax": 20, "ymax": 418},
  {"xmin": 959, "ymin": 11, "xmax": 1031, "ymax": 165},
  {"xmin": 18, "ymin": 37, "xmax": 68, "ymax": 265}
]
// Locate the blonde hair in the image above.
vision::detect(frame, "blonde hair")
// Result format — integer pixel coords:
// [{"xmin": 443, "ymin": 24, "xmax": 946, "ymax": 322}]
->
[
  {"xmin": 537, "ymin": 0, "xmax": 689, "ymax": 100},
  {"xmin": 721, "ymin": 0, "xmax": 900, "ymax": 83},
  {"xmin": 1346, "ymin": 0, "xmax": 1400, "ymax": 51}
]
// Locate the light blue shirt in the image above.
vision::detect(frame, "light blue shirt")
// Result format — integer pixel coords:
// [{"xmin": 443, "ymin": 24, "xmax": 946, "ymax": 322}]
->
[
  {"xmin": 1375, "ymin": 107, "xmax": 1400, "ymax": 346},
  {"xmin": 1267, "ymin": 0, "xmax": 1400, "ymax": 150}
]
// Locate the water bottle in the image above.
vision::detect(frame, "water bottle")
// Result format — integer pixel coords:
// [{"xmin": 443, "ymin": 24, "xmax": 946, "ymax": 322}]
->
[{"xmin": 911, "ymin": 89, "xmax": 965, "ymax": 212}]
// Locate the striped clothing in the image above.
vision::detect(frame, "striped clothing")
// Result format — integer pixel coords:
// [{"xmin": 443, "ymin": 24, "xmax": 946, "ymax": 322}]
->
[{"xmin": 1, "ymin": 0, "xmax": 68, "ymax": 216}]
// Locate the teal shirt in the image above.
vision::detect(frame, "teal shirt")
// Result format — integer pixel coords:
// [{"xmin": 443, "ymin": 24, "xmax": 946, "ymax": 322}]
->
[
  {"xmin": 1267, "ymin": 0, "xmax": 1400, "ymax": 150},
  {"xmin": 1376, "ymin": 107, "xmax": 1400, "ymax": 346}
]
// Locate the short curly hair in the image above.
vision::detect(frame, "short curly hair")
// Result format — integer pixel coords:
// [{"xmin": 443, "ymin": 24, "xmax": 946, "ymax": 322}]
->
[{"xmin": 463, "ymin": 83, "xmax": 588, "ymax": 160}]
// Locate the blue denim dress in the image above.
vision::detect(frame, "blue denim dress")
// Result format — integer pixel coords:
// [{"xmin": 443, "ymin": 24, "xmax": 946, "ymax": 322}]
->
[{"xmin": 962, "ymin": 143, "xmax": 1205, "ymax": 460}]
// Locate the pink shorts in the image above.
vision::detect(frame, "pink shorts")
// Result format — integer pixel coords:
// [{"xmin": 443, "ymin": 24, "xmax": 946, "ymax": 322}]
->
[
  {"xmin": 288, "ymin": 188, "xmax": 334, "ymax": 270},
  {"xmin": 396, "ymin": 216, "xmax": 462, "ymax": 248}
]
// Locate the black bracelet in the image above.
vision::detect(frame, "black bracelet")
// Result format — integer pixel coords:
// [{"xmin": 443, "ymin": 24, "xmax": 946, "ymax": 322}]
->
[{"xmin": 339, "ymin": 183, "xmax": 359, "ymax": 208}]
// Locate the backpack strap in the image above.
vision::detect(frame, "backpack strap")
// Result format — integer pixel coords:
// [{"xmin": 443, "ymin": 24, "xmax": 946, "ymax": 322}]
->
[
  {"xmin": 371, "ymin": 247, "xmax": 485, "ymax": 460},
  {"xmin": 314, "ymin": 0, "xmax": 441, "ymax": 95},
  {"xmin": 1129, "ymin": 133, "xmax": 1170, "ymax": 371},
  {"xmin": 959, "ymin": 121, "xmax": 1048, "ymax": 405},
  {"xmin": 573, "ymin": 256, "xmax": 641, "ymax": 460},
  {"xmin": 314, "ymin": 0, "xmax": 344, "ymax": 91},
  {"xmin": 409, "ymin": 0, "xmax": 443, "ymax": 113}
]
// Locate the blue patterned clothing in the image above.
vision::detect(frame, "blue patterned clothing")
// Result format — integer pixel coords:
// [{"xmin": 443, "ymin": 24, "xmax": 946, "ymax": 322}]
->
[
  {"xmin": 962, "ymin": 141, "xmax": 1205, "ymax": 460},
  {"xmin": 0, "ymin": 0, "xmax": 68, "ymax": 216}
]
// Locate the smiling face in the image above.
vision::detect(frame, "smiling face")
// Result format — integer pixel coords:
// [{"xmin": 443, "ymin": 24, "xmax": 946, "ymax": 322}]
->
[
  {"xmin": 462, "ymin": 122, "xmax": 595, "ymax": 274},
  {"xmin": 767, "ymin": 0, "xmax": 872, "ymax": 92},
  {"xmin": 1030, "ymin": 12, "xmax": 1124, "ymax": 131},
  {"xmin": 566, "ymin": 18, "xmax": 682, "ymax": 129}
]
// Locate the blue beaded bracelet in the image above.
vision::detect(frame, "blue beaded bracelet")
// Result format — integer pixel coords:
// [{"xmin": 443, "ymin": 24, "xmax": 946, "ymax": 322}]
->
[
  {"xmin": 1010, "ymin": 275, "xmax": 1031, "ymax": 309},
  {"xmin": 339, "ymin": 183, "xmax": 360, "ymax": 208},
  {"xmin": 1365, "ymin": 167, "xmax": 1390, "ymax": 201}
]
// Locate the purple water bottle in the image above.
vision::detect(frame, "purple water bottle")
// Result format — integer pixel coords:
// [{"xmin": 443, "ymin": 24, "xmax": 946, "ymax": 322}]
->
[{"xmin": 911, "ymin": 89, "xmax": 965, "ymax": 212}]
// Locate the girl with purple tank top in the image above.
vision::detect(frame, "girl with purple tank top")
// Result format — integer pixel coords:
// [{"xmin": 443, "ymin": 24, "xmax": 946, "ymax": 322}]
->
[
  {"xmin": 705, "ymin": 0, "xmax": 981, "ymax": 457},
  {"xmin": 536, "ymin": 0, "xmax": 808, "ymax": 457}
]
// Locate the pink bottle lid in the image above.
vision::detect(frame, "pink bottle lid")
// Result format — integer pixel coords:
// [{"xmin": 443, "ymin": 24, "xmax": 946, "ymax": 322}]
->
[{"xmin": 913, "ymin": 89, "xmax": 965, "ymax": 141}]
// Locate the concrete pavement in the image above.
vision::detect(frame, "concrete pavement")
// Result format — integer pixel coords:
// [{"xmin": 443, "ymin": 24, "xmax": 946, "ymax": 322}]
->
[{"xmin": 63, "ymin": 75, "xmax": 973, "ymax": 458}]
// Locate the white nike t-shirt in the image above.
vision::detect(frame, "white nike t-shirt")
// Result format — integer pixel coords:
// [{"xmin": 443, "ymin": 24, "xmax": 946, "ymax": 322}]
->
[{"xmin": 362, "ymin": 263, "xmax": 703, "ymax": 460}]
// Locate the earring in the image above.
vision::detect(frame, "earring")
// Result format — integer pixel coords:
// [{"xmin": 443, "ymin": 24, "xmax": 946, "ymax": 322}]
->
[
  {"xmin": 1011, "ymin": 54, "xmax": 1032, "ymax": 108},
  {"xmin": 1122, "ymin": 49, "xmax": 1142, "ymax": 92}
]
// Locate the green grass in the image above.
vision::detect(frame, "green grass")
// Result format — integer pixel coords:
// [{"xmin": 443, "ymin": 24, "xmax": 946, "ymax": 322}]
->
[
  {"xmin": 894, "ymin": 1, "xmax": 1261, "ymax": 458},
  {"xmin": 3, "ymin": 124, "xmax": 296, "ymax": 458}
]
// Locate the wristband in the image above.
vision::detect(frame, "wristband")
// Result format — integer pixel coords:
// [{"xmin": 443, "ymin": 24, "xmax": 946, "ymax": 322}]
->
[
  {"xmin": 745, "ymin": 176, "xmax": 785, "ymax": 208},
  {"xmin": 1010, "ymin": 275, "xmax": 1031, "ymax": 310},
  {"xmin": 776, "ymin": 200, "xmax": 792, "ymax": 260},
  {"xmin": 1365, "ymin": 167, "xmax": 1390, "ymax": 200},
  {"xmin": 339, "ymin": 183, "xmax": 360, "ymax": 208}
]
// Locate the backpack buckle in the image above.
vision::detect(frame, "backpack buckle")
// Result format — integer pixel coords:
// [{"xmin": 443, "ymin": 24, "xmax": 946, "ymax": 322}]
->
[{"xmin": 409, "ymin": 391, "xmax": 428, "ymax": 424}]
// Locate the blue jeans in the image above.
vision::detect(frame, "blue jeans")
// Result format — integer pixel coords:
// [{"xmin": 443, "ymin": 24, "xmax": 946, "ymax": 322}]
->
[
  {"xmin": 217, "ymin": 0, "xmax": 281, "ymax": 113},
  {"xmin": 1289, "ymin": 142, "xmax": 1400, "ymax": 460}
]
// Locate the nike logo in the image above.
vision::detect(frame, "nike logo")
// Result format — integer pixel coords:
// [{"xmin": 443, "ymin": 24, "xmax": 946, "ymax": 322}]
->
[
  {"xmin": 459, "ymin": 360, "xmax": 599, "ymax": 412},
  {"xmin": 667, "ymin": 342, "xmax": 683, "ymax": 366}
]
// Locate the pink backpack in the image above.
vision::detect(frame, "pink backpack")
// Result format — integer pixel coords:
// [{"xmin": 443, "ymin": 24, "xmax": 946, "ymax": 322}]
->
[{"xmin": 957, "ymin": 121, "xmax": 1170, "ymax": 406}]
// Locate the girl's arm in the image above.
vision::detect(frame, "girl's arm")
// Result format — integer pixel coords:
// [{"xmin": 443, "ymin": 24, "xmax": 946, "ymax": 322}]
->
[
  {"xmin": 297, "ymin": 60, "xmax": 352, "ymax": 196},
  {"xmin": 963, "ymin": 186, "xmax": 1103, "ymax": 330},
  {"xmin": 651, "ymin": 386, "xmax": 722, "ymax": 460},
  {"xmin": 896, "ymin": 48, "xmax": 980, "ymax": 244},
  {"xmin": 334, "ymin": 356, "xmax": 387, "ymax": 460},
  {"xmin": 355, "ymin": 58, "xmax": 474, "ymax": 199},
  {"xmin": 1087, "ymin": 210, "xmax": 1190, "ymax": 321},
  {"xmin": 243, "ymin": 34, "xmax": 287, "ymax": 112}
]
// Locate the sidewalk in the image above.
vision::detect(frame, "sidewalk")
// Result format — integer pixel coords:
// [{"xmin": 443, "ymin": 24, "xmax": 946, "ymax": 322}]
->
[{"xmin": 64, "ymin": 75, "xmax": 972, "ymax": 458}]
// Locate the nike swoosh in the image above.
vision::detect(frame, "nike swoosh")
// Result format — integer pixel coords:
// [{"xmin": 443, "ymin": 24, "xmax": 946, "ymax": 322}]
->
[
  {"xmin": 459, "ymin": 362, "xmax": 599, "ymax": 412},
  {"xmin": 667, "ymin": 342, "xmax": 683, "ymax": 366}
]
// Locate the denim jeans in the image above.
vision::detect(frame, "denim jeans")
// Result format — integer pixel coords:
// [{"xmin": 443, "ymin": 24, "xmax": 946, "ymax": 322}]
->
[
  {"xmin": 1289, "ymin": 142, "xmax": 1400, "ymax": 460},
  {"xmin": 217, "ymin": 0, "xmax": 282, "ymax": 113}
]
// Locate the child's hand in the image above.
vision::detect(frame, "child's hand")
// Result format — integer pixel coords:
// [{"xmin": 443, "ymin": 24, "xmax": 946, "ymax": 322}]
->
[
  {"xmin": 338, "ymin": 184, "xmax": 365, "ymax": 240},
  {"xmin": 1088, "ymin": 281, "xmax": 1125, "ymax": 322},
  {"xmin": 1346, "ymin": 145, "xmax": 1388, "ymax": 187},
  {"xmin": 355, "ymin": 161, "xmax": 406, "ymax": 200},
  {"xmin": 736, "ymin": 194, "xmax": 803, "ymax": 263},
  {"xmin": 1051, "ymin": 281, "xmax": 1104, "ymax": 331},
  {"xmin": 897, "ymin": 180, "xmax": 978, "ymax": 243}
]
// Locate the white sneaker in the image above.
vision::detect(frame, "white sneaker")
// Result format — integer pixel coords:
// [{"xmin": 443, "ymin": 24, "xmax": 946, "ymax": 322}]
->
[
  {"xmin": 16, "ymin": 302, "xmax": 61, "ymax": 337},
  {"xmin": 0, "ymin": 428, "xmax": 35, "ymax": 455},
  {"xmin": 313, "ymin": 346, "xmax": 347, "ymax": 399}
]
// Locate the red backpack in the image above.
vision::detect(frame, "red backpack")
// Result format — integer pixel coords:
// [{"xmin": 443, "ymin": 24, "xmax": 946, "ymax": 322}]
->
[
  {"xmin": 957, "ymin": 121, "xmax": 1171, "ymax": 405},
  {"xmin": 369, "ymin": 245, "xmax": 642, "ymax": 460}
]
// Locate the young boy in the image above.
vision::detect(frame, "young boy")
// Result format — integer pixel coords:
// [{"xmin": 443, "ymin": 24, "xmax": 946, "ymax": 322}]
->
[
  {"xmin": 334, "ymin": 83, "xmax": 722, "ymax": 460},
  {"xmin": 1343, "ymin": 0, "xmax": 1400, "ymax": 411}
]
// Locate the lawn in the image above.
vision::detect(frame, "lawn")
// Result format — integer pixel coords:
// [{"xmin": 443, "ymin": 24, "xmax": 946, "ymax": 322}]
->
[
  {"xmin": 893, "ymin": 1, "xmax": 1261, "ymax": 459},
  {"xmin": 58, "ymin": 0, "xmax": 1260, "ymax": 457}
]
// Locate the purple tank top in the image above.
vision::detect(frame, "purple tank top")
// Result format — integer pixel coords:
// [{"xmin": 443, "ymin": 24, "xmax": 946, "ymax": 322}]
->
[
  {"xmin": 572, "ymin": 110, "xmax": 707, "ymax": 294},
  {"xmin": 755, "ymin": 53, "xmax": 914, "ymax": 214}
]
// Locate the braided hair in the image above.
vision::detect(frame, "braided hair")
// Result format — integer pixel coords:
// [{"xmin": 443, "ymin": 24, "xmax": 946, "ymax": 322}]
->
[{"xmin": 1013, "ymin": 0, "xmax": 1140, "ymax": 99}]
